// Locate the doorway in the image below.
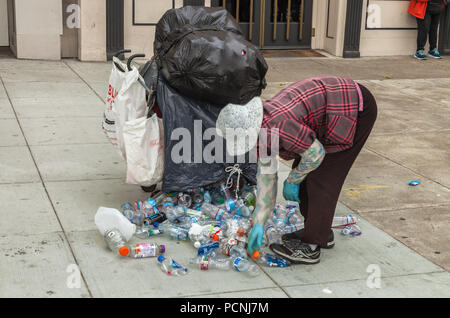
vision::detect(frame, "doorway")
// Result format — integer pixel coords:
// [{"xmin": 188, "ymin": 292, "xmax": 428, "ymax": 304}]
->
[
  {"xmin": 0, "ymin": 0, "xmax": 9, "ymax": 47},
  {"xmin": 211, "ymin": 0, "xmax": 313, "ymax": 49}
]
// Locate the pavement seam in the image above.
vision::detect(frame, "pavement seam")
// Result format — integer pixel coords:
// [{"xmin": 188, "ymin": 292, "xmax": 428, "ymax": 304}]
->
[
  {"xmin": 352, "ymin": 202, "xmax": 450, "ymax": 214},
  {"xmin": 180, "ymin": 287, "xmax": 289, "ymax": 298},
  {"xmin": 0, "ymin": 73, "xmax": 94, "ymax": 298},
  {"xmin": 365, "ymin": 147, "xmax": 450, "ymax": 191}
]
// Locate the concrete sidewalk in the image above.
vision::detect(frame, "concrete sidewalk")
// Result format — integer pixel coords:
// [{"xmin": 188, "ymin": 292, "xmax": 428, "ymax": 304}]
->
[{"xmin": 0, "ymin": 56, "xmax": 449, "ymax": 298}]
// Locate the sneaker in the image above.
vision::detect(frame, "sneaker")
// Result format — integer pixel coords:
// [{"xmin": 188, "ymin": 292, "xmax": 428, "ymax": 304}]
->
[
  {"xmin": 414, "ymin": 50, "xmax": 427, "ymax": 60},
  {"xmin": 269, "ymin": 241, "xmax": 321, "ymax": 265},
  {"xmin": 428, "ymin": 49, "xmax": 442, "ymax": 59},
  {"xmin": 282, "ymin": 229, "xmax": 335, "ymax": 249}
]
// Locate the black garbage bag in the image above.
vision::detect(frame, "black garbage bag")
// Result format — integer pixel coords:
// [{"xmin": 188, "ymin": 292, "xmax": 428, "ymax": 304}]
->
[
  {"xmin": 154, "ymin": 6, "xmax": 268, "ymax": 107},
  {"xmin": 156, "ymin": 76, "xmax": 257, "ymax": 192}
]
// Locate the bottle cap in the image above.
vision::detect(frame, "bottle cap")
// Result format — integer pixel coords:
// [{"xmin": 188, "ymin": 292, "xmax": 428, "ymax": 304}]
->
[
  {"xmin": 194, "ymin": 241, "xmax": 201, "ymax": 249},
  {"xmin": 212, "ymin": 234, "xmax": 219, "ymax": 241},
  {"xmin": 119, "ymin": 246, "xmax": 130, "ymax": 257},
  {"xmin": 157, "ymin": 255, "xmax": 165, "ymax": 262},
  {"xmin": 237, "ymin": 229, "xmax": 245, "ymax": 237},
  {"xmin": 160, "ymin": 245, "xmax": 166, "ymax": 254},
  {"xmin": 153, "ymin": 222, "xmax": 159, "ymax": 228},
  {"xmin": 252, "ymin": 250, "xmax": 260, "ymax": 259}
]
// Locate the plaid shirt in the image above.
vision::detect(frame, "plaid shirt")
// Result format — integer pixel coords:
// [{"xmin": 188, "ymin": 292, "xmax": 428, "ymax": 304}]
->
[{"xmin": 260, "ymin": 76, "xmax": 363, "ymax": 160}]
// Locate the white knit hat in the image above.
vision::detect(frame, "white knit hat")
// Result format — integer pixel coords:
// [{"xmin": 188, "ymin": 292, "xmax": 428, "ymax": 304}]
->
[{"xmin": 216, "ymin": 97, "xmax": 263, "ymax": 157}]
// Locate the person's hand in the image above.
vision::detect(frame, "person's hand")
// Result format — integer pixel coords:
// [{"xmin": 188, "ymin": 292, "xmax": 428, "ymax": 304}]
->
[
  {"xmin": 247, "ymin": 223, "xmax": 264, "ymax": 256},
  {"xmin": 283, "ymin": 180, "xmax": 300, "ymax": 202}
]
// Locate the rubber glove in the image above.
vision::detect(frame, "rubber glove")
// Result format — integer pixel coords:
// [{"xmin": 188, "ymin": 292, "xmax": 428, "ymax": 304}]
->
[
  {"xmin": 283, "ymin": 180, "xmax": 300, "ymax": 202},
  {"xmin": 247, "ymin": 223, "xmax": 265, "ymax": 256}
]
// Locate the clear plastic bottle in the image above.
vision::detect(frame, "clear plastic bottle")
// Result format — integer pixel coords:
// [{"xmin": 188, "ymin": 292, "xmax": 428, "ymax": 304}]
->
[
  {"xmin": 158, "ymin": 221, "xmax": 190, "ymax": 241},
  {"xmin": 153, "ymin": 192, "xmax": 174, "ymax": 206},
  {"xmin": 252, "ymin": 251, "xmax": 290, "ymax": 267},
  {"xmin": 142, "ymin": 198, "xmax": 159, "ymax": 215},
  {"xmin": 219, "ymin": 237, "xmax": 238, "ymax": 256},
  {"xmin": 229, "ymin": 245, "xmax": 247, "ymax": 258},
  {"xmin": 332, "ymin": 215, "xmax": 358, "ymax": 229},
  {"xmin": 240, "ymin": 186, "xmax": 256, "ymax": 208},
  {"xmin": 219, "ymin": 182, "xmax": 236, "ymax": 212},
  {"xmin": 104, "ymin": 228, "xmax": 130, "ymax": 257},
  {"xmin": 211, "ymin": 189, "xmax": 225, "ymax": 206},
  {"xmin": 341, "ymin": 224, "xmax": 362, "ymax": 237},
  {"xmin": 225, "ymin": 216, "xmax": 252, "ymax": 238},
  {"xmin": 203, "ymin": 190, "xmax": 212, "ymax": 204},
  {"xmin": 200, "ymin": 202, "xmax": 228, "ymax": 221},
  {"xmin": 121, "ymin": 203, "xmax": 146, "ymax": 226},
  {"xmin": 135, "ymin": 226, "xmax": 161, "ymax": 239},
  {"xmin": 157, "ymin": 255, "xmax": 188, "ymax": 276},
  {"xmin": 197, "ymin": 241, "xmax": 220, "ymax": 256},
  {"xmin": 232, "ymin": 257, "xmax": 260, "ymax": 276},
  {"xmin": 284, "ymin": 222, "xmax": 304, "ymax": 234},
  {"xmin": 190, "ymin": 255, "xmax": 231, "ymax": 271},
  {"xmin": 129, "ymin": 243, "xmax": 165, "ymax": 258},
  {"xmin": 189, "ymin": 188, "xmax": 204, "ymax": 206},
  {"xmin": 265, "ymin": 223, "xmax": 282, "ymax": 245},
  {"xmin": 235, "ymin": 199, "xmax": 251, "ymax": 218},
  {"xmin": 177, "ymin": 193, "xmax": 192, "ymax": 208},
  {"xmin": 286, "ymin": 209, "xmax": 302, "ymax": 225},
  {"xmin": 160, "ymin": 202, "xmax": 186, "ymax": 223}
]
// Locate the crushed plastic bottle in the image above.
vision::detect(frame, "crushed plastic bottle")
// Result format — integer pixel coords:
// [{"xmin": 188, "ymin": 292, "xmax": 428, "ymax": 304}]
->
[
  {"xmin": 229, "ymin": 245, "xmax": 247, "ymax": 258},
  {"xmin": 341, "ymin": 224, "xmax": 362, "ymax": 237},
  {"xmin": 177, "ymin": 193, "xmax": 192, "ymax": 208},
  {"xmin": 332, "ymin": 215, "xmax": 358, "ymax": 229},
  {"xmin": 157, "ymin": 255, "xmax": 188, "ymax": 276},
  {"xmin": 252, "ymin": 251, "xmax": 290, "ymax": 267},
  {"xmin": 232, "ymin": 257, "xmax": 260, "ymax": 276},
  {"xmin": 240, "ymin": 186, "xmax": 256, "ymax": 208},
  {"xmin": 129, "ymin": 243, "xmax": 165, "ymax": 258},
  {"xmin": 235, "ymin": 199, "xmax": 251, "ymax": 218},
  {"xmin": 219, "ymin": 238, "xmax": 239, "ymax": 256},
  {"xmin": 200, "ymin": 202, "xmax": 229, "ymax": 221},
  {"xmin": 159, "ymin": 221, "xmax": 190, "ymax": 241},
  {"xmin": 160, "ymin": 202, "xmax": 186, "ymax": 223},
  {"xmin": 219, "ymin": 182, "xmax": 236, "ymax": 212},
  {"xmin": 121, "ymin": 203, "xmax": 146, "ymax": 226},
  {"xmin": 104, "ymin": 228, "xmax": 130, "ymax": 256},
  {"xmin": 135, "ymin": 226, "xmax": 161, "ymax": 239},
  {"xmin": 190, "ymin": 255, "xmax": 231, "ymax": 271},
  {"xmin": 203, "ymin": 190, "xmax": 212, "ymax": 204},
  {"xmin": 197, "ymin": 241, "xmax": 220, "ymax": 256},
  {"xmin": 265, "ymin": 223, "xmax": 282, "ymax": 245}
]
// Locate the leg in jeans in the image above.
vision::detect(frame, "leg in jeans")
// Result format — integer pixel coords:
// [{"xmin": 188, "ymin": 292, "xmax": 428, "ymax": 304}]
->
[
  {"xmin": 417, "ymin": 12, "xmax": 431, "ymax": 51},
  {"xmin": 298, "ymin": 84, "xmax": 377, "ymax": 247},
  {"xmin": 429, "ymin": 13, "xmax": 442, "ymax": 50}
]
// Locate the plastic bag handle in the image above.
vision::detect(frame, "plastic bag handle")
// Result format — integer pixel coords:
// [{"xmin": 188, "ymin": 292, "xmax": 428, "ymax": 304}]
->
[{"xmin": 127, "ymin": 54, "xmax": 146, "ymax": 71}]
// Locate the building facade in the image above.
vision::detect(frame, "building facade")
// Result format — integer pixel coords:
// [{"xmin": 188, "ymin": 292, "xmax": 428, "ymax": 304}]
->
[{"xmin": 1, "ymin": 0, "xmax": 449, "ymax": 60}]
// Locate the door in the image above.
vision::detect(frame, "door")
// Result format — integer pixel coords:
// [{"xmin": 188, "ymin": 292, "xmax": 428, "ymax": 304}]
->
[
  {"xmin": 61, "ymin": 0, "xmax": 79, "ymax": 58},
  {"xmin": 0, "ymin": 0, "xmax": 9, "ymax": 46},
  {"xmin": 211, "ymin": 0, "xmax": 313, "ymax": 49}
]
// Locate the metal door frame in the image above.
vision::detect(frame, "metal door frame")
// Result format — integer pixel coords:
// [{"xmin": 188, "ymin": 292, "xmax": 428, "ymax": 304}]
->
[{"xmin": 211, "ymin": 0, "xmax": 313, "ymax": 49}]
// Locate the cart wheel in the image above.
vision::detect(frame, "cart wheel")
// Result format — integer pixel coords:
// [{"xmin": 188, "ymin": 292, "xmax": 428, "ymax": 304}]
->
[{"xmin": 141, "ymin": 185, "xmax": 156, "ymax": 193}]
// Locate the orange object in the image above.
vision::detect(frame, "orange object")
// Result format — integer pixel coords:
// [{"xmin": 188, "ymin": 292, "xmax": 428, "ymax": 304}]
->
[
  {"xmin": 237, "ymin": 229, "xmax": 245, "ymax": 237},
  {"xmin": 212, "ymin": 234, "xmax": 219, "ymax": 241},
  {"xmin": 119, "ymin": 246, "xmax": 130, "ymax": 256},
  {"xmin": 252, "ymin": 250, "xmax": 260, "ymax": 259}
]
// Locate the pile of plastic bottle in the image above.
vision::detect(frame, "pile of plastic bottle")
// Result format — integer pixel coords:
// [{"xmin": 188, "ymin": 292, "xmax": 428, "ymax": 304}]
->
[{"xmin": 95, "ymin": 179, "xmax": 362, "ymax": 277}]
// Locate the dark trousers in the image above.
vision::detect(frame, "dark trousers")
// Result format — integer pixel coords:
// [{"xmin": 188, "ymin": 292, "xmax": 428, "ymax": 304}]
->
[
  {"xmin": 417, "ymin": 10, "xmax": 442, "ymax": 51},
  {"xmin": 292, "ymin": 84, "xmax": 377, "ymax": 247}
]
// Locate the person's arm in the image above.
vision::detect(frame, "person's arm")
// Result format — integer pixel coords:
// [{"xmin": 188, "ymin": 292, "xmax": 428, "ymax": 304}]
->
[
  {"xmin": 252, "ymin": 157, "xmax": 278, "ymax": 225},
  {"xmin": 287, "ymin": 139, "xmax": 325, "ymax": 185}
]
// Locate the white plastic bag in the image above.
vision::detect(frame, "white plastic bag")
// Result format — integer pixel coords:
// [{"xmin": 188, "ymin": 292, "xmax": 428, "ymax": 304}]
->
[
  {"xmin": 102, "ymin": 57, "xmax": 147, "ymax": 160},
  {"xmin": 122, "ymin": 114, "xmax": 165, "ymax": 187}
]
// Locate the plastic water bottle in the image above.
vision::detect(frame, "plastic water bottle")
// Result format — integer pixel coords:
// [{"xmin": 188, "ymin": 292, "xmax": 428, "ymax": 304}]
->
[
  {"xmin": 129, "ymin": 243, "xmax": 165, "ymax": 258},
  {"xmin": 189, "ymin": 223, "xmax": 211, "ymax": 247},
  {"xmin": 121, "ymin": 203, "xmax": 146, "ymax": 226},
  {"xmin": 142, "ymin": 198, "xmax": 159, "ymax": 215},
  {"xmin": 197, "ymin": 241, "xmax": 220, "ymax": 256},
  {"xmin": 157, "ymin": 255, "xmax": 188, "ymax": 276},
  {"xmin": 203, "ymin": 190, "xmax": 212, "ymax": 204},
  {"xmin": 153, "ymin": 192, "xmax": 174, "ymax": 206},
  {"xmin": 95, "ymin": 207, "xmax": 136, "ymax": 241},
  {"xmin": 229, "ymin": 245, "xmax": 247, "ymax": 258},
  {"xmin": 135, "ymin": 226, "xmax": 161, "ymax": 239},
  {"xmin": 211, "ymin": 189, "xmax": 225, "ymax": 206},
  {"xmin": 286, "ymin": 208, "xmax": 302, "ymax": 225},
  {"xmin": 104, "ymin": 229, "xmax": 130, "ymax": 256},
  {"xmin": 265, "ymin": 223, "xmax": 282, "ymax": 245},
  {"xmin": 189, "ymin": 188, "xmax": 204, "ymax": 205},
  {"xmin": 160, "ymin": 202, "xmax": 185, "ymax": 222},
  {"xmin": 235, "ymin": 199, "xmax": 251, "ymax": 218},
  {"xmin": 219, "ymin": 182, "xmax": 236, "ymax": 212},
  {"xmin": 219, "ymin": 238, "xmax": 238, "ymax": 256},
  {"xmin": 252, "ymin": 251, "xmax": 290, "ymax": 267},
  {"xmin": 144, "ymin": 212, "xmax": 167, "ymax": 226},
  {"xmin": 190, "ymin": 255, "xmax": 231, "ymax": 271},
  {"xmin": 225, "ymin": 216, "xmax": 251, "ymax": 238},
  {"xmin": 159, "ymin": 221, "xmax": 190, "ymax": 241},
  {"xmin": 332, "ymin": 215, "xmax": 358, "ymax": 229},
  {"xmin": 232, "ymin": 257, "xmax": 260, "ymax": 276},
  {"xmin": 200, "ymin": 202, "xmax": 228, "ymax": 221},
  {"xmin": 284, "ymin": 222, "xmax": 304, "ymax": 234},
  {"xmin": 240, "ymin": 186, "xmax": 256, "ymax": 208},
  {"xmin": 341, "ymin": 224, "xmax": 362, "ymax": 237},
  {"xmin": 177, "ymin": 193, "xmax": 192, "ymax": 208}
]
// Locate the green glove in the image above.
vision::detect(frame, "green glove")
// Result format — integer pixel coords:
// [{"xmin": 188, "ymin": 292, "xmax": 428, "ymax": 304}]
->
[{"xmin": 247, "ymin": 223, "xmax": 265, "ymax": 256}]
